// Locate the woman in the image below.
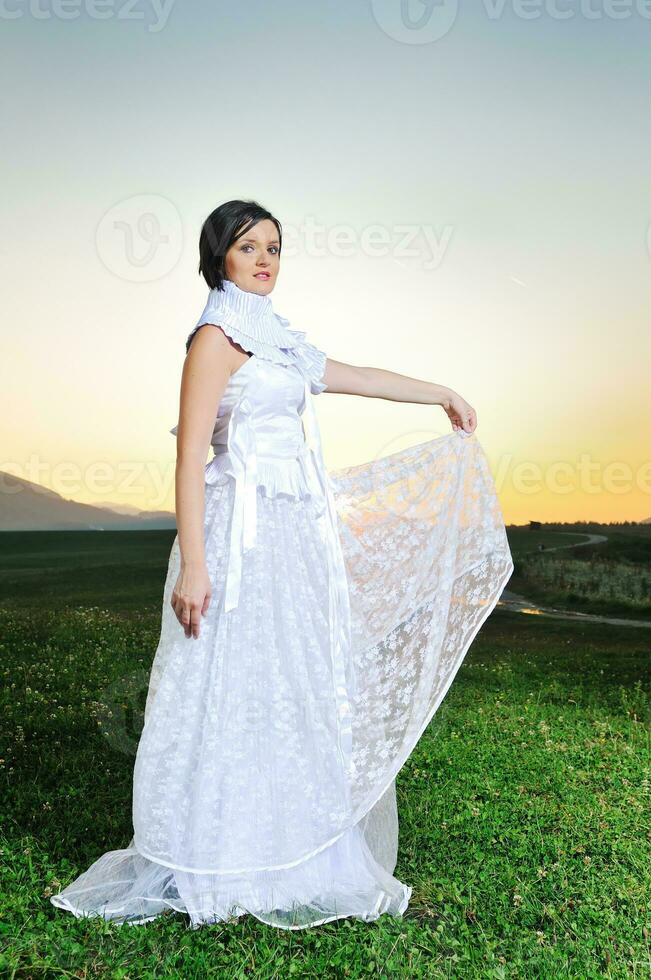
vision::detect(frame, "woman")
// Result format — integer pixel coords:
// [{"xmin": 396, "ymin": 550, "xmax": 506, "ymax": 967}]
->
[{"xmin": 50, "ymin": 199, "xmax": 514, "ymax": 930}]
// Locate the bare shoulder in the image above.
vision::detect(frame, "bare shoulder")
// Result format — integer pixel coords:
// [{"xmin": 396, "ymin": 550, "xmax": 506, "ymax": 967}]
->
[{"xmin": 186, "ymin": 322, "xmax": 245, "ymax": 369}]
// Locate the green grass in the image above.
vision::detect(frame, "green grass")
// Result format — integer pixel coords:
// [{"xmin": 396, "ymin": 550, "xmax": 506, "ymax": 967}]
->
[
  {"xmin": 506, "ymin": 527, "xmax": 651, "ymax": 621},
  {"xmin": 505, "ymin": 526, "xmax": 651, "ymax": 565},
  {"xmin": 0, "ymin": 532, "xmax": 649, "ymax": 978},
  {"xmin": 0, "ymin": 530, "xmax": 177, "ymax": 611},
  {"xmin": 518, "ymin": 555, "xmax": 651, "ymax": 617}
]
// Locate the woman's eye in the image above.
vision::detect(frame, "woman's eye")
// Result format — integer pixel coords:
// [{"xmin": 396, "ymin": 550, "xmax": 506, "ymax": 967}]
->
[{"xmin": 240, "ymin": 244, "xmax": 279, "ymax": 254}]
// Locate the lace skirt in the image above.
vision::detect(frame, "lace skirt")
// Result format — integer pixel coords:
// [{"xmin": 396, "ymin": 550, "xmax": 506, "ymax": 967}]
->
[{"xmin": 50, "ymin": 430, "xmax": 513, "ymax": 929}]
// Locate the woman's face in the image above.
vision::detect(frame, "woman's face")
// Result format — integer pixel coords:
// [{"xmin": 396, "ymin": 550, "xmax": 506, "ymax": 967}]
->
[{"xmin": 224, "ymin": 219, "xmax": 280, "ymax": 294}]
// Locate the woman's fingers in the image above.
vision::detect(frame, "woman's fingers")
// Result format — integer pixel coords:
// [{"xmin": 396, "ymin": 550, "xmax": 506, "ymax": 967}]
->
[
  {"xmin": 171, "ymin": 594, "xmax": 209, "ymax": 638},
  {"xmin": 181, "ymin": 600, "xmax": 198, "ymax": 639}
]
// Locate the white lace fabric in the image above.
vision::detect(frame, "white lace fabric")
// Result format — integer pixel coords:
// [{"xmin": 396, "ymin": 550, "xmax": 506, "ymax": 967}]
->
[{"xmin": 50, "ymin": 283, "xmax": 514, "ymax": 930}]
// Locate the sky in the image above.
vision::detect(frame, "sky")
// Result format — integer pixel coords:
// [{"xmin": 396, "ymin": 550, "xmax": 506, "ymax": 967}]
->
[{"xmin": 2, "ymin": 1, "xmax": 650, "ymax": 524}]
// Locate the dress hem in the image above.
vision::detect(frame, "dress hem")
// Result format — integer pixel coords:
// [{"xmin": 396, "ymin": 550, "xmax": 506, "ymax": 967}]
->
[{"xmin": 50, "ymin": 881, "xmax": 413, "ymax": 931}]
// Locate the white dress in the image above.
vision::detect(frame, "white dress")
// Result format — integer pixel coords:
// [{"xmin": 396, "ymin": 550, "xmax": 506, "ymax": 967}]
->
[{"xmin": 50, "ymin": 281, "xmax": 514, "ymax": 930}]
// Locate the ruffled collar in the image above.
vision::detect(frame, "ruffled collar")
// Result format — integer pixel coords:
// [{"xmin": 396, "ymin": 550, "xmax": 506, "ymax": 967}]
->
[
  {"xmin": 187, "ymin": 279, "xmax": 301, "ymax": 356},
  {"xmin": 180, "ymin": 278, "xmax": 328, "ymax": 397}
]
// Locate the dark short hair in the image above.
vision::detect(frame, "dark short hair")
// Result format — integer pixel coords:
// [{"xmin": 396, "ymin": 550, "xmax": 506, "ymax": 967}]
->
[{"xmin": 198, "ymin": 199, "xmax": 283, "ymax": 290}]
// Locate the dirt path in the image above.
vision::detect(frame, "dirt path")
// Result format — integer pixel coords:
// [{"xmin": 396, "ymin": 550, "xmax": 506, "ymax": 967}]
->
[
  {"xmin": 534, "ymin": 532, "xmax": 608, "ymax": 553},
  {"xmin": 498, "ymin": 588, "xmax": 651, "ymax": 629}
]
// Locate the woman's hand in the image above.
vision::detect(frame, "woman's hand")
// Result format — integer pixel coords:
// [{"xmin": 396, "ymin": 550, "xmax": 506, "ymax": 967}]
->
[
  {"xmin": 442, "ymin": 389, "xmax": 477, "ymax": 435},
  {"xmin": 171, "ymin": 561, "xmax": 212, "ymax": 639}
]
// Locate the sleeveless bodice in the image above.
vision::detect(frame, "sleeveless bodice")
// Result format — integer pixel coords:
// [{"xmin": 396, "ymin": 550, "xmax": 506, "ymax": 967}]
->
[
  {"xmin": 204, "ymin": 355, "xmax": 317, "ymax": 499},
  {"xmin": 170, "ymin": 355, "xmax": 334, "ymax": 613},
  {"xmin": 211, "ymin": 355, "xmax": 306, "ymax": 456}
]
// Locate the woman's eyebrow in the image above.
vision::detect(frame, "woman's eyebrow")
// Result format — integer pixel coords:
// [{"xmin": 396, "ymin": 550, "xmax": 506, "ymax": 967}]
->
[{"xmin": 240, "ymin": 238, "xmax": 280, "ymax": 245}]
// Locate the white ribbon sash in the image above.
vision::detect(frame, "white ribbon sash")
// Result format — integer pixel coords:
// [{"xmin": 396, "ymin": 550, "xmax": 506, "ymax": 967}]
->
[{"xmin": 223, "ymin": 394, "xmax": 259, "ymax": 614}]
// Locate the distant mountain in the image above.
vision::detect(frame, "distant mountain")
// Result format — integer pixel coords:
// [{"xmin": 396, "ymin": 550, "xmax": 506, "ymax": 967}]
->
[
  {"xmin": 92, "ymin": 501, "xmax": 145, "ymax": 516},
  {"xmin": 0, "ymin": 472, "xmax": 176, "ymax": 531}
]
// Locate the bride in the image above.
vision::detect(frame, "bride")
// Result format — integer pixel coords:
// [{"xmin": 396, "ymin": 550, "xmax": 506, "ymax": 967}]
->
[{"xmin": 50, "ymin": 198, "xmax": 514, "ymax": 929}]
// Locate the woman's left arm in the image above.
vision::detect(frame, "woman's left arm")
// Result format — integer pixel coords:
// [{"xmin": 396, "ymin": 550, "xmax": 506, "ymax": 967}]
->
[{"xmin": 321, "ymin": 358, "xmax": 477, "ymax": 435}]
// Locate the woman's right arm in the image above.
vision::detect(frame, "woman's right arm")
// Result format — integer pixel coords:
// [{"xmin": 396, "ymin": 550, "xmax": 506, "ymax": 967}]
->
[{"xmin": 171, "ymin": 323, "xmax": 235, "ymax": 639}]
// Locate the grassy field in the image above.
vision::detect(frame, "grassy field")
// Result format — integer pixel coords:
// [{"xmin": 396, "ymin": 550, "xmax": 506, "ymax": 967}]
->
[
  {"xmin": 0, "ymin": 530, "xmax": 649, "ymax": 978},
  {"xmin": 506, "ymin": 526, "xmax": 651, "ymax": 620}
]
